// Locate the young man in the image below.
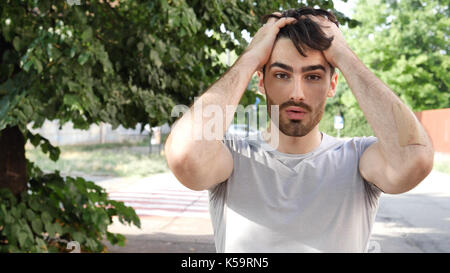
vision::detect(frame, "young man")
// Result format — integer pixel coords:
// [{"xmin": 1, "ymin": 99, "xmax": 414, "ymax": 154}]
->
[{"xmin": 164, "ymin": 8, "xmax": 434, "ymax": 252}]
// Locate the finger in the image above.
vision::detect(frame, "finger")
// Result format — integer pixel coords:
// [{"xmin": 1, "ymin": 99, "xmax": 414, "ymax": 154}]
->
[
  {"xmin": 274, "ymin": 17, "xmax": 297, "ymax": 28},
  {"xmin": 266, "ymin": 12, "xmax": 282, "ymax": 24}
]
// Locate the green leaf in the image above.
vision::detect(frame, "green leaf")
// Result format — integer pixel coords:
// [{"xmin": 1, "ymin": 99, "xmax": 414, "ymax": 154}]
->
[
  {"xmin": 4, "ymin": 212, "xmax": 14, "ymax": 224},
  {"xmin": 13, "ymin": 36, "xmax": 21, "ymax": 51},
  {"xmin": 28, "ymin": 196, "xmax": 41, "ymax": 211},
  {"xmin": 81, "ymin": 27, "xmax": 93, "ymax": 42},
  {"xmin": 44, "ymin": 221, "xmax": 56, "ymax": 237},
  {"xmin": 32, "ymin": 58, "xmax": 43, "ymax": 74},
  {"xmin": 23, "ymin": 59, "xmax": 33, "ymax": 72},
  {"xmin": 35, "ymin": 238, "xmax": 48, "ymax": 253},
  {"xmin": 17, "ymin": 231, "xmax": 28, "ymax": 248},
  {"xmin": 31, "ymin": 218, "xmax": 43, "ymax": 235},
  {"xmin": 49, "ymin": 147, "xmax": 60, "ymax": 162},
  {"xmin": 25, "ymin": 209, "xmax": 36, "ymax": 221},
  {"xmin": 41, "ymin": 211, "xmax": 52, "ymax": 224},
  {"xmin": 150, "ymin": 49, "xmax": 162, "ymax": 68},
  {"xmin": 72, "ymin": 231, "xmax": 85, "ymax": 244},
  {"xmin": 77, "ymin": 52, "xmax": 90, "ymax": 65},
  {"xmin": 70, "ymin": 47, "xmax": 76, "ymax": 58}
]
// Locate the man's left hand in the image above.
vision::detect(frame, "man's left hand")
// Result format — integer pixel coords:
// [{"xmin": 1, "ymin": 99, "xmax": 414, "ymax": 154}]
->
[{"xmin": 307, "ymin": 15, "xmax": 352, "ymax": 69}]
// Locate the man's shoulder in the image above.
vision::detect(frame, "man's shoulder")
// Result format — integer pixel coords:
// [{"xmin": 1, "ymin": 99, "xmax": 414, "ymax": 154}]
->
[
  {"xmin": 320, "ymin": 133, "xmax": 378, "ymax": 156},
  {"xmin": 331, "ymin": 134, "xmax": 377, "ymax": 147}
]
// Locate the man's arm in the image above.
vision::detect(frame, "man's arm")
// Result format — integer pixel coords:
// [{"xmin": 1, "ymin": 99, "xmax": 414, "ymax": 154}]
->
[
  {"xmin": 165, "ymin": 15, "xmax": 296, "ymax": 191},
  {"xmin": 312, "ymin": 16, "xmax": 434, "ymax": 194}
]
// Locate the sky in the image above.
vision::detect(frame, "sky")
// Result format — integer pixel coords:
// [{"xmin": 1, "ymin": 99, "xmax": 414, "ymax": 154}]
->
[{"xmin": 334, "ymin": 0, "xmax": 357, "ymax": 17}]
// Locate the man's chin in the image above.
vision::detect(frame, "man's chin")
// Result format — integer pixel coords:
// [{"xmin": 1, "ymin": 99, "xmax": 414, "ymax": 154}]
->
[{"xmin": 278, "ymin": 120, "xmax": 313, "ymax": 137}]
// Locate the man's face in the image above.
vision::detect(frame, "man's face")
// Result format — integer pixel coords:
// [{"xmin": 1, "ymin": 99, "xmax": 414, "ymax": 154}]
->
[{"xmin": 258, "ymin": 38, "xmax": 338, "ymax": 137}]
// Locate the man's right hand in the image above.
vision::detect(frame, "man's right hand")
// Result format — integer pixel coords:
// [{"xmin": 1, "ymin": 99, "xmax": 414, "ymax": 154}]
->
[{"xmin": 244, "ymin": 13, "xmax": 297, "ymax": 71}]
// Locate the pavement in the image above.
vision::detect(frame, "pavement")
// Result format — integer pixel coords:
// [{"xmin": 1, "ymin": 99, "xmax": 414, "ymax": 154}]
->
[
  {"xmin": 93, "ymin": 169, "xmax": 450, "ymax": 253},
  {"xmin": 370, "ymin": 170, "xmax": 450, "ymax": 253},
  {"xmin": 98, "ymin": 172, "xmax": 216, "ymax": 253}
]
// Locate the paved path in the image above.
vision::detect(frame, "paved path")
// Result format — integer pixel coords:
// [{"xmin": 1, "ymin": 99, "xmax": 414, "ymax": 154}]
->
[
  {"xmin": 370, "ymin": 170, "xmax": 450, "ymax": 253},
  {"xmin": 98, "ymin": 170, "xmax": 450, "ymax": 253},
  {"xmin": 108, "ymin": 185, "xmax": 209, "ymax": 219},
  {"xmin": 100, "ymin": 173, "xmax": 215, "ymax": 253}
]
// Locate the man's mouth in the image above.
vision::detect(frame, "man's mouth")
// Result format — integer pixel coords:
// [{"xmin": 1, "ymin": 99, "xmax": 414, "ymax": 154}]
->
[{"xmin": 285, "ymin": 106, "xmax": 308, "ymax": 120}]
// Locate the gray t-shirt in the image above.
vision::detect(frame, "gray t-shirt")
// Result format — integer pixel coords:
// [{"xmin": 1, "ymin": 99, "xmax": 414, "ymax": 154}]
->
[{"xmin": 208, "ymin": 132, "xmax": 382, "ymax": 253}]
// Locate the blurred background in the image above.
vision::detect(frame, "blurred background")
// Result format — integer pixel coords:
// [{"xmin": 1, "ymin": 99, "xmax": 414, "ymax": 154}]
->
[{"xmin": 0, "ymin": 0, "xmax": 448, "ymax": 253}]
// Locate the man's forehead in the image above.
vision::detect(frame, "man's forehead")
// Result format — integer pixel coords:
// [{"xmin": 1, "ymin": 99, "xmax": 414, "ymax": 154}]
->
[{"xmin": 268, "ymin": 38, "xmax": 329, "ymax": 71}]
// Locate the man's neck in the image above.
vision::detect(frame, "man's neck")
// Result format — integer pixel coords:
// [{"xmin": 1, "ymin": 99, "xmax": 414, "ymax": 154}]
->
[{"xmin": 262, "ymin": 125, "xmax": 323, "ymax": 154}]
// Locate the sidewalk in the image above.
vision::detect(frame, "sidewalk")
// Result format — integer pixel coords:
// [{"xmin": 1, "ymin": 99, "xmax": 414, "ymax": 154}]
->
[
  {"xmin": 370, "ymin": 170, "xmax": 450, "ymax": 252},
  {"xmin": 99, "ymin": 172, "xmax": 216, "ymax": 253}
]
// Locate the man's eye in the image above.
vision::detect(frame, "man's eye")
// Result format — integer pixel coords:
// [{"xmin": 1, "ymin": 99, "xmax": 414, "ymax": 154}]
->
[
  {"xmin": 275, "ymin": 73, "xmax": 289, "ymax": 79},
  {"xmin": 306, "ymin": 75, "xmax": 321, "ymax": 81}
]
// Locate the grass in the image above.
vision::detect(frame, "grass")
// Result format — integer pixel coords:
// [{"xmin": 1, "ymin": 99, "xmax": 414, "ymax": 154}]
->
[
  {"xmin": 26, "ymin": 141, "xmax": 170, "ymax": 178},
  {"xmin": 434, "ymin": 152, "xmax": 450, "ymax": 175}
]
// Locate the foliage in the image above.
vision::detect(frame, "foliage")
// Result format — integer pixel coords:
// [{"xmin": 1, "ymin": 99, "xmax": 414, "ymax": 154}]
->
[
  {"xmin": 0, "ymin": 169, "xmax": 141, "ymax": 253},
  {"xmin": 0, "ymin": 0, "xmax": 355, "ymax": 134},
  {"xmin": 321, "ymin": 0, "xmax": 448, "ymax": 137},
  {"xmin": 348, "ymin": 0, "xmax": 449, "ymax": 111}
]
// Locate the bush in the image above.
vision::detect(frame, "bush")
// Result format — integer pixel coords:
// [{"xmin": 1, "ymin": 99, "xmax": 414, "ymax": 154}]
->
[{"xmin": 0, "ymin": 165, "xmax": 140, "ymax": 253}]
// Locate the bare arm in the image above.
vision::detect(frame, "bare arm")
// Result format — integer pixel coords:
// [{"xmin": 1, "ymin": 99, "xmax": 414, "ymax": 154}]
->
[
  {"xmin": 165, "ymin": 15, "xmax": 296, "ymax": 191},
  {"xmin": 312, "ymin": 16, "xmax": 434, "ymax": 194},
  {"xmin": 165, "ymin": 56, "xmax": 256, "ymax": 191}
]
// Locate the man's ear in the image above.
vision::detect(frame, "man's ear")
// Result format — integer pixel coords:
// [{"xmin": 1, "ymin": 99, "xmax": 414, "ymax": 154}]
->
[
  {"xmin": 327, "ymin": 71, "xmax": 338, "ymax": 98},
  {"xmin": 257, "ymin": 70, "xmax": 266, "ymax": 95}
]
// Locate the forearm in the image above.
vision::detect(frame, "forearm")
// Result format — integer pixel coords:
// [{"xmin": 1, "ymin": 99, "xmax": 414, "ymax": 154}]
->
[
  {"xmin": 337, "ymin": 49, "xmax": 433, "ymax": 172},
  {"xmin": 165, "ymin": 53, "xmax": 257, "ymax": 161}
]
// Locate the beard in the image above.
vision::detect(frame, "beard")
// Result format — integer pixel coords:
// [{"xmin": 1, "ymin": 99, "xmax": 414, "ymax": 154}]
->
[{"xmin": 266, "ymin": 94, "xmax": 325, "ymax": 137}]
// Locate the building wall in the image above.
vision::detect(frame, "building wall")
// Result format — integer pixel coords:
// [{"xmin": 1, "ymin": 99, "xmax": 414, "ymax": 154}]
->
[{"xmin": 415, "ymin": 108, "xmax": 450, "ymax": 154}]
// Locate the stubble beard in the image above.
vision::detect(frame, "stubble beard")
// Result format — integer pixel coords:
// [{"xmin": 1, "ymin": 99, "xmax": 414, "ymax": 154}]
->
[{"xmin": 266, "ymin": 94, "xmax": 325, "ymax": 137}]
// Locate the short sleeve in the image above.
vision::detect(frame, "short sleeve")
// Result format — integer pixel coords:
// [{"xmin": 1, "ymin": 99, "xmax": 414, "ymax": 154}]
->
[
  {"xmin": 357, "ymin": 136, "xmax": 383, "ymax": 207},
  {"xmin": 221, "ymin": 133, "xmax": 250, "ymax": 161},
  {"xmin": 207, "ymin": 133, "xmax": 243, "ymax": 192}
]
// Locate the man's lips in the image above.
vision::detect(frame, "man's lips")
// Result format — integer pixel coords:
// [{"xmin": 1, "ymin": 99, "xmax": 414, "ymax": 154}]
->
[{"xmin": 285, "ymin": 106, "xmax": 307, "ymax": 120}]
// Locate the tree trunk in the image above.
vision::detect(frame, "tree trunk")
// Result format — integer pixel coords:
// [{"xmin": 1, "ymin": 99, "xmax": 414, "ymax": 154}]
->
[{"xmin": 0, "ymin": 126, "xmax": 27, "ymax": 196}]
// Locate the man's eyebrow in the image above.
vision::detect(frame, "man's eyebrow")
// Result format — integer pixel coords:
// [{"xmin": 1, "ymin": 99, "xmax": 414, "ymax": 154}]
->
[
  {"xmin": 268, "ymin": 62, "xmax": 293, "ymax": 72},
  {"xmin": 268, "ymin": 62, "xmax": 327, "ymax": 73},
  {"xmin": 301, "ymin": 65, "xmax": 327, "ymax": 73}
]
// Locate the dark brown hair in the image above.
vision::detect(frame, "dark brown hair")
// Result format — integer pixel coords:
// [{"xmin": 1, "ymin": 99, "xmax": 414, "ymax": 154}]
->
[{"xmin": 262, "ymin": 7, "xmax": 339, "ymax": 76}]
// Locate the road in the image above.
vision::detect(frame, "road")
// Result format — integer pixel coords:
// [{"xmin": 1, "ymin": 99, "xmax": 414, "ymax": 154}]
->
[
  {"xmin": 370, "ymin": 170, "xmax": 450, "ymax": 253},
  {"xmin": 96, "ymin": 170, "xmax": 450, "ymax": 253}
]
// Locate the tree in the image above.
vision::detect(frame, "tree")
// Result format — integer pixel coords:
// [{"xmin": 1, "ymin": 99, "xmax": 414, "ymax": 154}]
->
[
  {"xmin": 320, "ymin": 0, "xmax": 449, "ymax": 137},
  {"xmin": 348, "ymin": 0, "xmax": 449, "ymax": 111},
  {"xmin": 0, "ymin": 0, "xmax": 355, "ymax": 252}
]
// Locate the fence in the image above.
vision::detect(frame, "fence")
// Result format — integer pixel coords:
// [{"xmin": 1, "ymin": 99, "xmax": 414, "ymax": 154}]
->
[{"xmin": 27, "ymin": 120, "xmax": 149, "ymax": 146}]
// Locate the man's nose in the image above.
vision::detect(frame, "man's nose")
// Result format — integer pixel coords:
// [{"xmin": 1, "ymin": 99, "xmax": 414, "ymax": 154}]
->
[{"xmin": 289, "ymin": 77, "xmax": 306, "ymax": 102}]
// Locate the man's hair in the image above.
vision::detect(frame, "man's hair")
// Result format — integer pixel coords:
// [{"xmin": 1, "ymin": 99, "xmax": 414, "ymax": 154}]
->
[{"xmin": 261, "ymin": 7, "xmax": 339, "ymax": 77}]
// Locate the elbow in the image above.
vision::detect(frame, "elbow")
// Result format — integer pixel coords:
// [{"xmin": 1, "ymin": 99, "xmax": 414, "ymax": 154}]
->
[
  {"xmin": 165, "ymin": 148, "xmax": 208, "ymax": 191},
  {"xmin": 387, "ymin": 148, "xmax": 434, "ymax": 194},
  {"xmin": 413, "ymin": 147, "xmax": 434, "ymax": 182}
]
